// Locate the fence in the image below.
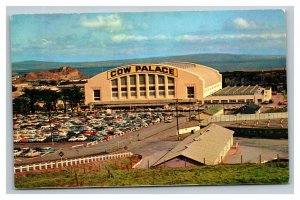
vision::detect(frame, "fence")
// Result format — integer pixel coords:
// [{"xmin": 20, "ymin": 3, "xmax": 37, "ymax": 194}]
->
[
  {"xmin": 14, "ymin": 152, "xmax": 133, "ymax": 173},
  {"xmin": 200, "ymin": 112, "xmax": 288, "ymax": 126}
]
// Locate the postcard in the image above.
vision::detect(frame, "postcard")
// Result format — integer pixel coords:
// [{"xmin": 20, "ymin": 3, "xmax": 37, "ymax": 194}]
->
[{"xmin": 11, "ymin": 9, "xmax": 288, "ymax": 189}]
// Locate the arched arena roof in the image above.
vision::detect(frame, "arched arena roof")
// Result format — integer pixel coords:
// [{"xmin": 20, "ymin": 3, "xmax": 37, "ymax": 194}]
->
[{"xmin": 162, "ymin": 62, "xmax": 221, "ymax": 87}]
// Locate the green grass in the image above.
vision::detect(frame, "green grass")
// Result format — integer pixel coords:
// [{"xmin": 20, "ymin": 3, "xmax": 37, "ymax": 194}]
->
[
  {"xmin": 15, "ymin": 162, "xmax": 289, "ymax": 188},
  {"xmin": 263, "ymin": 107, "xmax": 287, "ymax": 113}
]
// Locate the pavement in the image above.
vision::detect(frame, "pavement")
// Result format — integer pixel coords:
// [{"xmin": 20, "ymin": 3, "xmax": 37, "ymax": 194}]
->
[{"xmin": 224, "ymin": 137, "xmax": 288, "ymax": 164}]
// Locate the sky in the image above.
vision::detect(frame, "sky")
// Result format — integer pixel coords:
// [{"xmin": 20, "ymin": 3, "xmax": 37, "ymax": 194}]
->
[{"xmin": 10, "ymin": 10, "xmax": 286, "ymax": 63}]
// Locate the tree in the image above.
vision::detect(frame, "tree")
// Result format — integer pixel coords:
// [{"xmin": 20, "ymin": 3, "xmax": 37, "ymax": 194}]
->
[
  {"xmin": 39, "ymin": 89, "xmax": 60, "ymax": 145},
  {"xmin": 60, "ymin": 86, "xmax": 84, "ymax": 113},
  {"xmin": 13, "ymin": 95, "xmax": 30, "ymax": 115},
  {"xmin": 23, "ymin": 88, "xmax": 41, "ymax": 114}
]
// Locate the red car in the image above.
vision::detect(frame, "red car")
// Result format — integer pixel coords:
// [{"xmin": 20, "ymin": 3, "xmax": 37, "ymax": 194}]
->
[
  {"xmin": 84, "ymin": 130, "xmax": 97, "ymax": 136},
  {"xmin": 19, "ymin": 138, "xmax": 29, "ymax": 143},
  {"xmin": 278, "ymin": 101, "xmax": 288, "ymax": 105}
]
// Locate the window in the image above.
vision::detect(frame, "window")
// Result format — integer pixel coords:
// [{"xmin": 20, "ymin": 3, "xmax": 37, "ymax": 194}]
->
[
  {"xmin": 111, "ymin": 79, "xmax": 118, "ymax": 86},
  {"xmin": 168, "ymin": 86, "xmax": 175, "ymax": 90},
  {"xmin": 130, "ymin": 87, "xmax": 136, "ymax": 91},
  {"xmin": 93, "ymin": 90, "xmax": 100, "ymax": 101},
  {"xmin": 149, "ymin": 86, "xmax": 155, "ymax": 90},
  {"xmin": 168, "ymin": 77, "xmax": 174, "ymax": 84},
  {"xmin": 158, "ymin": 75, "xmax": 164, "ymax": 84},
  {"xmin": 121, "ymin": 87, "xmax": 127, "ymax": 91},
  {"xmin": 121, "ymin": 77, "xmax": 127, "ymax": 86},
  {"xmin": 140, "ymin": 86, "xmax": 146, "ymax": 91},
  {"xmin": 168, "ymin": 91, "xmax": 175, "ymax": 96},
  {"xmin": 140, "ymin": 91, "xmax": 146, "ymax": 96},
  {"xmin": 112, "ymin": 88, "xmax": 118, "ymax": 92},
  {"xmin": 139, "ymin": 74, "xmax": 146, "ymax": 84},
  {"xmin": 159, "ymin": 91, "xmax": 165, "ymax": 96},
  {"xmin": 130, "ymin": 75, "xmax": 136, "ymax": 85},
  {"xmin": 148, "ymin": 74, "xmax": 155, "ymax": 84},
  {"xmin": 159, "ymin": 86, "xmax": 165, "ymax": 90},
  {"xmin": 112, "ymin": 93, "xmax": 118, "ymax": 97},
  {"xmin": 149, "ymin": 91, "xmax": 155, "ymax": 96},
  {"xmin": 187, "ymin": 87, "xmax": 195, "ymax": 98}
]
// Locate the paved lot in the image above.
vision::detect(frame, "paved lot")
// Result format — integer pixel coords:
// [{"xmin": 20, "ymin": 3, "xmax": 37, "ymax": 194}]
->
[{"xmin": 224, "ymin": 137, "xmax": 288, "ymax": 164}]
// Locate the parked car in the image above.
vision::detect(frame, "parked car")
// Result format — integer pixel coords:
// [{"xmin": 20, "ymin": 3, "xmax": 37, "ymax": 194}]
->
[
  {"xmin": 76, "ymin": 134, "xmax": 87, "ymax": 141},
  {"xmin": 278, "ymin": 101, "xmax": 288, "ymax": 105},
  {"xmin": 28, "ymin": 137, "xmax": 37, "ymax": 143},
  {"xmin": 35, "ymin": 147, "xmax": 55, "ymax": 153},
  {"xmin": 87, "ymin": 134, "xmax": 104, "ymax": 141},
  {"xmin": 68, "ymin": 136, "xmax": 77, "ymax": 142},
  {"xmin": 13, "ymin": 149, "xmax": 22, "ymax": 157},
  {"xmin": 36, "ymin": 137, "xmax": 46, "ymax": 142},
  {"xmin": 19, "ymin": 138, "xmax": 29, "ymax": 143},
  {"xmin": 165, "ymin": 118, "xmax": 173, "ymax": 123},
  {"xmin": 24, "ymin": 150, "xmax": 41, "ymax": 158}
]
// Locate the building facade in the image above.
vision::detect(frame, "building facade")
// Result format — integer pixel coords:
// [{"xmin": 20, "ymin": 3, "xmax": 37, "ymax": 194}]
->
[{"xmin": 84, "ymin": 62, "xmax": 222, "ymax": 105}]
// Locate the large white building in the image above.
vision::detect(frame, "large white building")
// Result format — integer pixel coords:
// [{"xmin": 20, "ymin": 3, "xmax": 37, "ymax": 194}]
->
[
  {"xmin": 84, "ymin": 62, "xmax": 271, "ymax": 106},
  {"xmin": 85, "ymin": 62, "xmax": 222, "ymax": 106}
]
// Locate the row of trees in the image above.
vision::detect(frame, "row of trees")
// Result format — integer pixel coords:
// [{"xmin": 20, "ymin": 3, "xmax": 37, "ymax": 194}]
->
[{"xmin": 13, "ymin": 86, "xmax": 84, "ymax": 115}]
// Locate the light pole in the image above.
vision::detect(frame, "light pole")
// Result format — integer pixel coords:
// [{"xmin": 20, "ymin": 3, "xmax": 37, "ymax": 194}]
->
[{"xmin": 173, "ymin": 98, "xmax": 180, "ymax": 141}]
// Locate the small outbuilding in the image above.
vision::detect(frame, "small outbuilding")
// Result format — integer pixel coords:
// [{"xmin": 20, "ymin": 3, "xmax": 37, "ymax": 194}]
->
[{"xmin": 153, "ymin": 124, "xmax": 234, "ymax": 168}]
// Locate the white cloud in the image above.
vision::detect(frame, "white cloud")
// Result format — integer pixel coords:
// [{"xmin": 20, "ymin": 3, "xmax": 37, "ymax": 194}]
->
[
  {"xmin": 111, "ymin": 32, "xmax": 285, "ymax": 43},
  {"xmin": 81, "ymin": 14, "xmax": 123, "ymax": 32},
  {"xmin": 111, "ymin": 34, "xmax": 171, "ymax": 43},
  {"xmin": 175, "ymin": 33, "xmax": 286, "ymax": 42},
  {"xmin": 111, "ymin": 34, "xmax": 149, "ymax": 43},
  {"xmin": 231, "ymin": 17, "xmax": 259, "ymax": 29}
]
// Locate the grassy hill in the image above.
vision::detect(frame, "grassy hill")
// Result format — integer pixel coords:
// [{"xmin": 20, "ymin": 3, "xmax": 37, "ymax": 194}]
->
[
  {"xmin": 12, "ymin": 54, "xmax": 286, "ymax": 77},
  {"xmin": 15, "ymin": 162, "xmax": 289, "ymax": 188}
]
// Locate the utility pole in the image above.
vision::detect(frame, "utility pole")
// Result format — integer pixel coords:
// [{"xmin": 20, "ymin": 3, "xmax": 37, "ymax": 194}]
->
[
  {"xmin": 175, "ymin": 98, "xmax": 180, "ymax": 140},
  {"xmin": 198, "ymin": 100, "xmax": 201, "ymax": 123},
  {"xmin": 189, "ymin": 98, "xmax": 191, "ymax": 121}
]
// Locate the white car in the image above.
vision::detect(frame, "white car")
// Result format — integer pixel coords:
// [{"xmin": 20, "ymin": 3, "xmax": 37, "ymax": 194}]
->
[
  {"xmin": 36, "ymin": 137, "xmax": 46, "ymax": 142},
  {"xmin": 14, "ymin": 149, "xmax": 22, "ymax": 157},
  {"xmin": 68, "ymin": 136, "xmax": 77, "ymax": 142},
  {"xmin": 24, "ymin": 150, "xmax": 41, "ymax": 158},
  {"xmin": 76, "ymin": 135, "xmax": 87, "ymax": 141}
]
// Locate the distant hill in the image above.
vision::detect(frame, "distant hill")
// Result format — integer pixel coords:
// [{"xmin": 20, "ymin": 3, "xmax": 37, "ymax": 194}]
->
[
  {"xmin": 12, "ymin": 54, "xmax": 286, "ymax": 77},
  {"xmin": 16, "ymin": 66, "xmax": 87, "ymax": 82}
]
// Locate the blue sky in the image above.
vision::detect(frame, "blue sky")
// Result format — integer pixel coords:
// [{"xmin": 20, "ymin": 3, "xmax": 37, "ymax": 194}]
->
[{"xmin": 10, "ymin": 10, "xmax": 286, "ymax": 62}]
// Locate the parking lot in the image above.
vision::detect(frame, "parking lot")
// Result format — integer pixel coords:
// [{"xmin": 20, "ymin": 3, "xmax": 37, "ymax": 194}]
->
[
  {"xmin": 13, "ymin": 110, "xmax": 175, "ymax": 163},
  {"xmin": 224, "ymin": 137, "xmax": 288, "ymax": 164}
]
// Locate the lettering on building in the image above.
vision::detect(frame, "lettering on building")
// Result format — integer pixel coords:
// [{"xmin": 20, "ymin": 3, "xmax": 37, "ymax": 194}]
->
[{"xmin": 107, "ymin": 65, "xmax": 178, "ymax": 79}]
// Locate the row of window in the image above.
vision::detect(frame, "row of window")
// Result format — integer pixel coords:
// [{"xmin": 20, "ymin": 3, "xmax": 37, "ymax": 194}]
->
[{"xmin": 111, "ymin": 74, "xmax": 175, "ymax": 86}]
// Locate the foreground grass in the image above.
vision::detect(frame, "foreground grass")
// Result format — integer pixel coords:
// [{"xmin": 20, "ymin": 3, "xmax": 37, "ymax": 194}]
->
[{"xmin": 15, "ymin": 162, "xmax": 289, "ymax": 188}]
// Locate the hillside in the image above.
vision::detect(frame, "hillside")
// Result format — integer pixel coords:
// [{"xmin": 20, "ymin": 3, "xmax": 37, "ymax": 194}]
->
[
  {"xmin": 15, "ymin": 162, "xmax": 288, "ymax": 188},
  {"xmin": 16, "ymin": 66, "xmax": 87, "ymax": 82},
  {"xmin": 12, "ymin": 54, "xmax": 286, "ymax": 77}
]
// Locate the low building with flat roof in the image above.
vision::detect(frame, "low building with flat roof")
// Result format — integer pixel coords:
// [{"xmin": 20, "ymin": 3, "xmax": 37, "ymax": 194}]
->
[{"xmin": 204, "ymin": 85, "xmax": 272, "ymax": 104}]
